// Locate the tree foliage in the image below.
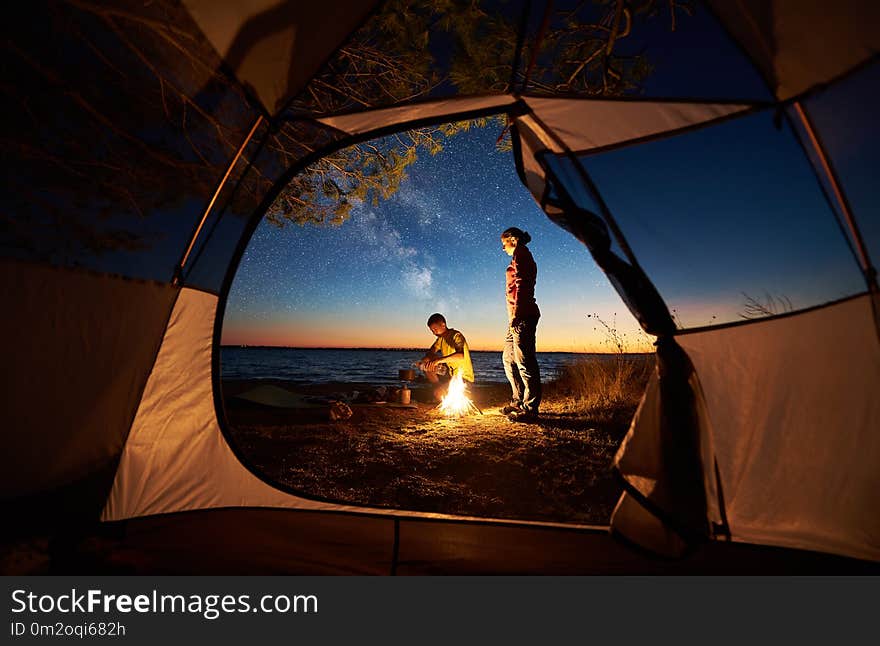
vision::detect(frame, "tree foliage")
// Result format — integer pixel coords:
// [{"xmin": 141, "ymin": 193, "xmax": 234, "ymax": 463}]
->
[
  {"xmin": 269, "ymin": 118, "xmax": 501, "ymax": 227},
  {"xmin": 274, "ymin": 0, "xmax": 695, "ymax": 228}
]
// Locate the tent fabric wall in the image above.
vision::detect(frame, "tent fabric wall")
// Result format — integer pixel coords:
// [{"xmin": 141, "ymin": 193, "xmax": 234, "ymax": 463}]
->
[
  {"xmin": 513, "ymin": 115, "xmax": 553, "ymax": 204},
  {"xmin": 613, "ymin": 294, "xmax": 880, "ymax": 562},
  {"xmin": 315, "ymin": 95, "xmax": 758, "ymax": 155},
  {"xmin": 182, "ymin": 0, "xmax": 380, "ymax": 114},
  {"xmin": 0, "ymin": 260, "xmax": 179, "ymax": 504},
  {"xmin": 676, "ymin": 294, "xmax": 880, "ymax": 562},
  {"xmin": 103, "ymin": 287, "xmax": 310, "ymax": 520},
  {"xmin": 609, "ymin": 486, "xmax": 689, "ymax": 558},
  {"xmin": 611, "ymin": 341, "xmax": 722, "ymax": 557},
  {"xmin": 523, "ymin": 98, "xmax": 755, "ymax": 153},
  {"xmin": 707, "ymin": 0, "xmax": 880, "ymax": 101},
  {"xmin": 317, "ymin": 96, "xmax": 518, "ymax": 135}
]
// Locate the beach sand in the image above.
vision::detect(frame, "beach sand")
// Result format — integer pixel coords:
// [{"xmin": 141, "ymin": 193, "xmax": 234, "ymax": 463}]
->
[{"xmin": 221, "ymin": 378, "xmax": 629, "ymax": 525}]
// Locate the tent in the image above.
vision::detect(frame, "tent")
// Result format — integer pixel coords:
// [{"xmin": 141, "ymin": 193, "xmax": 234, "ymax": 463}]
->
[{"xmin": 2, "ymin": 0, "xmax": 878, "ymax": 574}]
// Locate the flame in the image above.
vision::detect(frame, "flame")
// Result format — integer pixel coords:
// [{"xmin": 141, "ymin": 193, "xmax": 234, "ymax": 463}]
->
[{"xmin": 438, "ymin": 373, "xmax": 474, "ymax": 417}]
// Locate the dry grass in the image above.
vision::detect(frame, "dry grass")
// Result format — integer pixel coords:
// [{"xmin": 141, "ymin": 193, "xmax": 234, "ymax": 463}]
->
[
  {"xmin": 543, "ymin": 353, "xmax": 655, "ymax": 425},
  {"xmin": 542, "ymin": 312, "xmax": 655, "ymax": 424}
]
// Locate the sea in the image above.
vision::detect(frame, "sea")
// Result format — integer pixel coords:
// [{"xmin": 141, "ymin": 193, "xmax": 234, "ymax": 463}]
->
[{"xmin": 220, "ymin": 346, "xmax": 621, "ymax": 385}]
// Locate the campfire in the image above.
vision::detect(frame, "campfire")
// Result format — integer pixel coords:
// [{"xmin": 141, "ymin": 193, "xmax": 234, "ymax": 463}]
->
[{"xmin": 437, "ymin": 373, "xmax": 481, "ymax": 417}]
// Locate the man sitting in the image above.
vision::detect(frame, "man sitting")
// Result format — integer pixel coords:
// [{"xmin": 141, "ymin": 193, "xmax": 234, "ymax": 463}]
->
[{"xmin": 416, "ymin": 313, "xmax": 474, "ymax": 402}]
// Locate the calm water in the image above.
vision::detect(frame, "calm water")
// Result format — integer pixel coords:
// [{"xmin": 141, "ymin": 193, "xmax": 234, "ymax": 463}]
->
[{"xmin": 220, "ymin": 347, "xmax": 622, "ymax": 385}]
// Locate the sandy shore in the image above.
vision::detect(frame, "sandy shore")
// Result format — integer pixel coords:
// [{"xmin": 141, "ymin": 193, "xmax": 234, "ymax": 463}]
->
[{"xmin": 220, "ymin": 378, "xmax": 629, "ymax": 525}]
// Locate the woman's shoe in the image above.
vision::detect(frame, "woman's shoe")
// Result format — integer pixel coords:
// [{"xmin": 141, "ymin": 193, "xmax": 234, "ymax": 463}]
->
[{"xmin": 507, "ymin": 409, "xmax": 539, "ymax": 423}]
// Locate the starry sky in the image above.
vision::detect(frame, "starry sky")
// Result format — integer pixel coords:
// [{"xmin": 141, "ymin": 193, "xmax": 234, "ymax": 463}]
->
[{"xmin": 221, "ymin": 124, "xmax": 653, "ymax": 352}]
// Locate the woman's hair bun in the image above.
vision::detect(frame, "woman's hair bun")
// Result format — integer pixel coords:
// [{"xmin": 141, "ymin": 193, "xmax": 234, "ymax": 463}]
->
[{"xmin": 502, "ymin": 227, "xmax": 531, "ymax": 244}]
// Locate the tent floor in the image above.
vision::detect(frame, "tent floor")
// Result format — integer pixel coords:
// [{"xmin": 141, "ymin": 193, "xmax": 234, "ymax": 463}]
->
[{"xmin": 5, "ymin": 508, "xmax": 876, "ymax": 575}]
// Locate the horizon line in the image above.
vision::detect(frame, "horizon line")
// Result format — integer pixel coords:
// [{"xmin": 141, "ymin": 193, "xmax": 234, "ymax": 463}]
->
[{"xmin": 220, "ymin": 344, "xmax": 654, "ymax": 355}]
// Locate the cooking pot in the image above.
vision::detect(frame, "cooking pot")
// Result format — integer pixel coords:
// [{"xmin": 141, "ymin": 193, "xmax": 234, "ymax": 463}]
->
[{"xmin": 398, "ymin": 368, "xmax": 416, "ymax": 381}]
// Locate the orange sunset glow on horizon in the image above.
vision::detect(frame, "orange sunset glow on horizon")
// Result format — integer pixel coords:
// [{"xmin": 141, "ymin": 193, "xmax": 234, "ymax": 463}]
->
[{"xmin": 220, "ymin": 312, "xmax": 657, "ymax": 354}]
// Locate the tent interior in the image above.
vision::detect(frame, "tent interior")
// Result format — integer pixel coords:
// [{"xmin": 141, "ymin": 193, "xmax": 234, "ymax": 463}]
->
[{"xmin": 1, "ymin": 0, "xmax": 879, "ymax": 574}]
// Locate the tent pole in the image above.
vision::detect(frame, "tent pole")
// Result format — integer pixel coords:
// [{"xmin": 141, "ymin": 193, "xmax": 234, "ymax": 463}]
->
[
  {"xmin": 173, "ymin": 115, "xmax": 264, "ymax": 286},
  {"xmin": 792, "ymin": 102, "xmax": 877, "ymax": 290}
]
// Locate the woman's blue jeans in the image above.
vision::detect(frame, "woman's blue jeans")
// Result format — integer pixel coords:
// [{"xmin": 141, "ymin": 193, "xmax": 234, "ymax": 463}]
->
[{"xmin": 502, "ymin": 317, "xmax": 541, "ymax": 413}]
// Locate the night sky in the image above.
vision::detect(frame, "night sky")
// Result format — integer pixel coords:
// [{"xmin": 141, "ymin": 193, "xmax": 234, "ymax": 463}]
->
[{"xmin": 222, "ymin": 125, "xmax": 651, "ymax": 352}]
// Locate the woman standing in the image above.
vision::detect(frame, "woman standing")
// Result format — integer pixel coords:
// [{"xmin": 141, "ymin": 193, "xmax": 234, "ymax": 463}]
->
[{"xmin": 500, "ymin": 227, "xmax": 541, "ymax": 422}]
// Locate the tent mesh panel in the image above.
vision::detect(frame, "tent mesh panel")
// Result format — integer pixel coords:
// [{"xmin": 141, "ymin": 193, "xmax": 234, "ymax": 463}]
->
[
  {"xmin": 555, "ymin": 109, "xmax": 866, "ymax": 329},
  {"xmin": 796, "ymin": 60, "xmax": 880, "ymax": 270}
]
